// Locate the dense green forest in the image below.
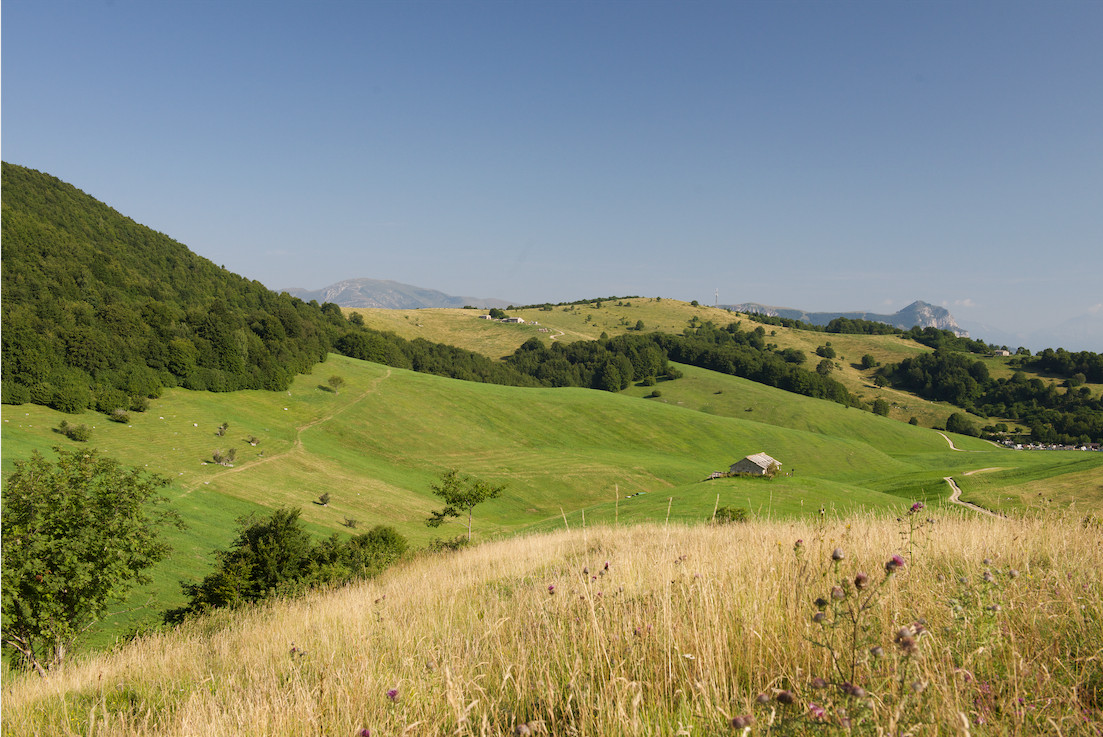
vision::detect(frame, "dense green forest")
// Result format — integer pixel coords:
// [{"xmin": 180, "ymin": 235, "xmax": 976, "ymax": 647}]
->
[
  {"xmin": 1, "ymin": 163, "xmax": 341, "ymax": 409},
  {"xmin": 1, "ymin": 163, "xmax": 542, "ymax": 412},
  {"xmin": 3, "ymin": 161, "xmax": 1098, "ymax": 441},
  {"xmin": 878, "ymin": 349, "xmax": 1103, "ymax": 444}
]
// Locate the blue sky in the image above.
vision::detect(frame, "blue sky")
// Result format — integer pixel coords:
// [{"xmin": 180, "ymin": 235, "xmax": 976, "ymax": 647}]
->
[{"xmin": 3, "ymin": 1, "xmax": 1101, "ymax": 347}]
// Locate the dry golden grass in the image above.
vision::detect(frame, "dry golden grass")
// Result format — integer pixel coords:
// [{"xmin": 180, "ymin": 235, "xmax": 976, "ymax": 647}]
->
[{"xmin": 4, "ymin": 513, "xmax": 1101, "ymax": 736}]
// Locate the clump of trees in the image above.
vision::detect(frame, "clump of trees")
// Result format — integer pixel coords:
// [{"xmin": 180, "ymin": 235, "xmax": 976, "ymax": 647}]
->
[
  {"xmin": 167, "ymin": 508, "xmax": 406, "ymax": 622},
  {"xmin": 878, "ymin": 348, "xmax": 1103, "ymax": 443}
]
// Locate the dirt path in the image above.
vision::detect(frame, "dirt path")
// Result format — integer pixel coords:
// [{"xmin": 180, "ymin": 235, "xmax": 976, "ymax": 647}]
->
[
  {"xmin": 944, "ymin": 475, "xmax": 1002, "ymax": 518},
  {"xmin": 183, "ymin": 370, "xmax": 391, "ymax": 493},
  {"xmin": 964, "ymin": 467, "xmax": 1005, "ymax": 476},
  {"xmin": 938, "ymin": 432, "xmax": 968, "ymax": 451}
]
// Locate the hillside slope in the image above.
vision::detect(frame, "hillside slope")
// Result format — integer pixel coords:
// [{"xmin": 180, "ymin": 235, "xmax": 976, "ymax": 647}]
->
[
  {"xmin": 4, "ymin": 516, "xmax": 1100, "ymax": 735},
  {"xmin": 6, "ymin": 351, "xmax": 1099, "ymax": 647},
  {"xmin": 1, "ymin": 162, "xmax": 341, "ymax": 404}
]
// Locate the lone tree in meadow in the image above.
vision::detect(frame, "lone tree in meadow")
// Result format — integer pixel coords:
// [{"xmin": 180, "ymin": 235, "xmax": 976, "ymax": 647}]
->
[
  {"xmin": 1, "ymin": 448, "xmax": 181, "ymax": 675},
  {"xmin": 425, "ymin": 469, "xmax": 505, "ymax": 541},
  {"xmin": 327, "ymin": 375, "xmax": 345, "ymax": 394}
]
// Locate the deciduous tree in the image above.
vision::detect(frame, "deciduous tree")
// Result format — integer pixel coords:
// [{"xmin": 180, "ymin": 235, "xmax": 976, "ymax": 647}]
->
[
  {"xmin": 425, "ymin": 470, "xmax": 505, "ymax": 541},
  {"xmin": 1, "ymin": 448, "xmax": 181, "ymax": 674}
]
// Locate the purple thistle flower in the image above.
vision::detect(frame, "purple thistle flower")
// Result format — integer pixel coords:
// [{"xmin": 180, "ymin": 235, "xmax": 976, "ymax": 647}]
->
[
  {"xmin": 885, "ymin": 554, "xmax": 905, "ymax": 574},
  {"xmin": 831, "ymin": 548, "xmax": 845, "ymax": 561},
  {"xmin": 910, "ymin": 502, "xmax": 924, "ymax": 513},
  {"xmin": 776, "ymin": 690, "xmax": 796, "ymax": 705},
  {"xmin": 730, "ymin": 714, "xmax": 755, "ymax": 729},
  {"xmin": 809, "ymin": 703, "xmax": 827, "ymax": 719},
  {"xmin": 386, "ymin": 688, "xmax": 398, "ymax": 702},
  {"xmin": 854, "ymin": 572, "xmax": 870, "ymax": 590},
  {"xmin": 548, "ymin": 584, "xmax": 556, "ymax": 594},
  {"xmin": 358, "ymin": 730, "xmax": 371, "ymax": 737}
]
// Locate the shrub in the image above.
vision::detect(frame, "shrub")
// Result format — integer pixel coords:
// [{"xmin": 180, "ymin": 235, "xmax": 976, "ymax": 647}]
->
[
  {"xmin": 946, "ymin": 412, "xmax": 979, "ymax": 437},
  {"xmin": 56, "ymin": 420, "xmax": 92, "ymax": 442},
  {"xmin": 109, "ymin": 408, "xmax": 130, "ymax": 423},
  {"xmin": 318, "ymin": 492, "xmax": 331, "ymax": 506},
  {"xmin": 713, "ymin": 506, "xmax": 749, "ymax": 524},
  {"xmin": 648, "ymin": 389, "xmax": 662, "ymax": 398}
]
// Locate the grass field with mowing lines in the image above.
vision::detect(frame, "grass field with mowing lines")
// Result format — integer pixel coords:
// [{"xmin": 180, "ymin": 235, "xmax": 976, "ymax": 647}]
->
[{"xmin": 3, "ymin": 351, "xmax": 1099, "ymax": 650}]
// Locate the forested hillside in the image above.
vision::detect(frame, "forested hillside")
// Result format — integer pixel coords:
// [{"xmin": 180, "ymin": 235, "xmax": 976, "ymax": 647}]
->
[
  {"xmin": 1, "ymin": 162, "xmax": 345, "ymax": 409},
  {"xmin": 0, "ymin": 163, "xmax": 540, "ymax": 412}
]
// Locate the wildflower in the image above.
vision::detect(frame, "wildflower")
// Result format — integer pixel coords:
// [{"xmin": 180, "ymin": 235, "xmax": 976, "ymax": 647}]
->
[
  {"xmin": 812, "ymin": 612, "xmax": 826, "ymax": 624},
  {"xmin": 756, "ymin": 693, "xmax": 770, "ymax": 705},
  {"xmin": 841, "ymin": 682, "xmax": 866, "ymax": 698},
  {"xmin": 983, "ymin": 558, "xmax": 992, "ymax": 566},
  {"xmin": 548, "ymin": 584, "xmax": 555, "ymax": 595},
  {"xmin": 911, "ymin": 680, "xmax": 926, "ymax": 693},
  {"xmin": 832, "ymin": 548, "xmax": 845, "ymax": 561},
  {"xmin": 810, "ymin": 677, "xmax": 828, "ymax": 689},
  {"xmin": 582, "ymin": 566, "xmax": 589, "ymax": 575},
  {"xmin": 776, "ymin": 690, "xmax": 796, "ymax": 705},
  {"xmin": 814, "ymin": 597, "xmax": 829, "ymax": 609},
  {"xmin": 894, "ymin": 626, "xmax": 917, "ymax": 654},
  {"xmin": 794, "ymin": 539, "xmax": 804, "ymax": 553},
  {"xmin": 885, "ymin": 554, "xmax": 905, "ymax": 574},
  {"xmin": 1009, "ymin": 568, "xmax": 1019, "ymax": 579},
  {"xmin": 831, "ymin": 585, "xmax": 846, "ymax": 600},
  {"xmin": 604, "ymin": 561, "xmax": 610, "ymax": 571},
  {"xmin": 809, "ymin": 703, "xmax": 827, "ymax": 719},
  {"xmin": 854, "ymin": 572, "xmax": 870, "ymax": 590},
  {"xmin": 910, "ymin": 501, "xmax": 924, "ymax": 513},
  {"xmin": 870, "ymin": 646, "xmax": 885, "ymax": 658},
  {"xmin": 983, "ymin": 570, "xmax": 995, "ymax": 583},
  {"xmin": 731, "ymin": 715, "xmax": 754, "ymax": 729},
  {"xmin": 386, "ymin": 688, "xmax": 398, "ymax": 701},
  {"xmin": 358, "ymin": 730, "xmax": 371, "ymax": 737},
  {"xmin": 514, "ymin": 723, "xmax": 533, "ymax": 736}
]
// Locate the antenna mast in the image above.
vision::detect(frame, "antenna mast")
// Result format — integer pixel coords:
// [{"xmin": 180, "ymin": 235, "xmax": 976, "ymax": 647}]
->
[{"xmin": 715, "ymin": 288, "xmax": 719, "ymax": 307}]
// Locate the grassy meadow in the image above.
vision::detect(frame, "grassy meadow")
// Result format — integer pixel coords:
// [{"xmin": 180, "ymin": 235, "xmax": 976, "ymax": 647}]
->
[
  {"xmin": 3, "ymin": 349, "xmax": 1101, "ymax": 649},
  {"xmin": 348, "ymin": 299, "xmax": 1100, "ymax": 430},
  {"xmin": 3, "ymin": 513, "xmax": 1101, "ymax": 736}
]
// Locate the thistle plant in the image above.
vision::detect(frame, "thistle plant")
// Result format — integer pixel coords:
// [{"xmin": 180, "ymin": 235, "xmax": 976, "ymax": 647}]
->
[{"xmin": 750, "ymin": 545, "xmax": 929, "ymax": 733}]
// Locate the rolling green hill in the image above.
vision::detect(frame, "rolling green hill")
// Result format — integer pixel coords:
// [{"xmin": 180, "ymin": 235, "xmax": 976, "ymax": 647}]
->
[
  {"xmin": 4, "ymin": 351, "xmax": 1100, "ymax": 647},
  {"xmin": 3, "ymin": 164, "xmax": 1101, "ymax": 656}
]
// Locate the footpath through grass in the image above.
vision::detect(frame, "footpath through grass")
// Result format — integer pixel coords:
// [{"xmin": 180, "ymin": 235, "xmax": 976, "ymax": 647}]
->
[{"xmin": 3, "ymin": 352, "xmax": 1099, "ymax": 650}]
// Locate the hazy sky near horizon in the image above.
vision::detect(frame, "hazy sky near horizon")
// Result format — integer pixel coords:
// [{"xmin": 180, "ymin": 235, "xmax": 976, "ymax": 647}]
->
[{"xmin": 4, "ymin": 1, "xmax": 1101, "ymax": 340}]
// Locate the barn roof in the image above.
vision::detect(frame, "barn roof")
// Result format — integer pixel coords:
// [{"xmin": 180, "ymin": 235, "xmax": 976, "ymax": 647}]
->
[{"xmin": 741, "ymin": 452, "xmax": 780, "ymax": 469}]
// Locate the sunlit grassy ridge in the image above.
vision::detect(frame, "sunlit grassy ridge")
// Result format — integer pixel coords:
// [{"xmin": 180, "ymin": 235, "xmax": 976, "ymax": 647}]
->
[
  {"xmin": 4, "ymin": 350, "xmax": 1100, "ymax": 646},
  {"xmin": 348, "ymin": 299, "xmax": 1103, "ymax": 431},
  {"xmin": 4, "ymin": 513, "xmax": 1100, "ymax": 736}
]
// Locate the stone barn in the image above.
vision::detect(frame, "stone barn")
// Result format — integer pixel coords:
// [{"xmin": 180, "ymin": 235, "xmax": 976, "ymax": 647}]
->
[{"xmin": 730, "ymin": 452, "xmax": 781, "ymax": 476}]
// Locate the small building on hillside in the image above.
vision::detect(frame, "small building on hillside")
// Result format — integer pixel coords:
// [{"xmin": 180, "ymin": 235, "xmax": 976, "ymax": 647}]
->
[
  {"xmin": 502, "ymin": 317, "xmax": 526, "ymax": 324},
  {"xmin": 730, "ymin": 452, "xmax": 782, "ymax": 476}
]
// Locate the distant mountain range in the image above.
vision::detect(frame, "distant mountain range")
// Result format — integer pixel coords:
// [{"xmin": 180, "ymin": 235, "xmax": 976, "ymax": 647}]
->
[
  {"xmin": 281, "ymin": 278, "xmax": 512, "ymax": 310},
  {"xmin": 725, "ymin": 300, "xmax": 968, "ymax": 336}
]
